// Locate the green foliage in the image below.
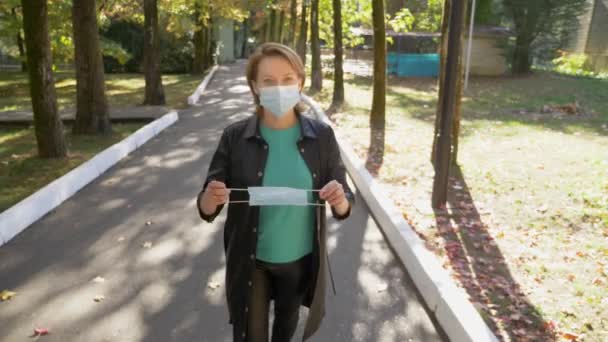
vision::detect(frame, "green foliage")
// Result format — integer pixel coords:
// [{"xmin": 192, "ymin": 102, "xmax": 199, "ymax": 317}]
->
[
  {"xmin": 475, "ymin": 0, "xmax": 498, "ymax": 25},
  {"xmin": 388, "ymin": 7, "xmax": 414, "ymax": 33},
  {"xmin": 101, "ymin": 38, "xmax": 132, "ymax": 65},
  {"xmin": 410, "ymin": 0, "xmax": 443, "ymax": 32},
  {"xmin": 551, "ymin": 52, "xmax": 603, "ymax": 78},
  {"xmin": 318, "ymin": 0, "xmax": 368, "ymax": 49},
  {"xmin": 503, "ymin": 0, "xmax": 588, "ymax": 66}
]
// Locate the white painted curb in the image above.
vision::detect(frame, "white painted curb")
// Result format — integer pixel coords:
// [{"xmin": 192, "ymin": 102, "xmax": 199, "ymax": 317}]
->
[
  {"xmin": 187, "ymin": 65, "xmax": 220, "ymax": 105},
  {"xmin": 302, "ymin": 95, "xmax": 498, "ymax": 342},
  {"xmin": 0, "ymin": 111, "xmax": 179, "ymax": 247}
]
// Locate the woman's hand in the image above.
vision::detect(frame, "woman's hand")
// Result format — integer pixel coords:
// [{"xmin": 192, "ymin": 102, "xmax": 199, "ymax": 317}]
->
[
  {"xmin": 201, "ymin": 180, "xmax": 230, "ymax": 215},
  {"xmin": 319, "ymin": 180, "xmax": 349, "ymax": 215}
]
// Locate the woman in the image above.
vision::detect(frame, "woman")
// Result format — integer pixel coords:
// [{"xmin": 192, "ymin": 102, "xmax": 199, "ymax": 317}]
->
[{"xmin": 196, "ymin": 42, "xmax": 355, "ymax": 342}]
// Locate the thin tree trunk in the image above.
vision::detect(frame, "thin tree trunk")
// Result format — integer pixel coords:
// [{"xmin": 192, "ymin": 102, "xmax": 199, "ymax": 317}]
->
[
  {"xmin": 367, "ymin": 0, "xmax": 387, "ymax": 176},
  {"xmin": 512, "ymin": 32, "xmax": 533, "ymax": 74},
  {"xmin": 330, "ymin": 0, "xmax": 344, "ymax": 111},
  {"xmin": 270, "ymin": 9, "xmax": 277, "ymax": 41},
  {"xmin": 278, "ymin": 9, "xmax": 286, "ymax": 44},
  {"xmin": 431, "ymin": 0, "xmax": 467, "ymax": 207},
  {"xmin": 143, "ymin": 0, "xmax": 165, "ymax": 105},
  {"xmin": 296, "ymin": 0, "xmax": 308, "ymax": 65},
  {"xmin": 203, "ymin": 23, "xmax": 211, "ymax": 69},
  {"xmin": 241, "ymin": 14, "xmax": 251, "ymax": 57},
  {"xmin": 72, "ymin": 0, "xmax": 111, "ymax": 135},
  {"xmin": 309, "ymin": 0, "xmax": 322, "ymax": 93},
  {"xmin": 17, "ymin": 30, "xmax": 27, "ymax": 72},
  {"xmin": 450, "ymin": 0, "xmax": 468, "ymax": 165},
  {"xmin": 432, "ymin": 0, "xmax": 467, "ymax": 166},
  {"xmin": 370, "ymin": 0, "xmax": 386, "ymax": 131},
  {"xmin": 431, "ymin": 0, "xmax": 451, "ymax": 166},
  {"xmin": 265, "ymin": 15, "xmax": 271, "ymax": 42},
  {"xmin": 288, "ymin": 0, "xmax": 297, "ymax": 47},
  {"xmin": 12, "ymin": 8, "xmax": 28, "ymax": 72},
  {"xmin": 21, "ymin": 0, "xmax": 67, "ymax": 158},
  {"xmin": 193, "ymin": 9, "xmax": 205, "ymax": 74}
]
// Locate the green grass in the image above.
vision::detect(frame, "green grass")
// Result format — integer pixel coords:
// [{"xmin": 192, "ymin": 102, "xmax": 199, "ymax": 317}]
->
[
  {"xmin": 0, "ymin": 71, "xmax": 205, "ymax": 112},
  {"xmin": 311, "ymin": 71, "xmax": 608, "ymax": 341},
  {"xmin": 0, "ymin": 122, "xmax": 144, "ymax": 213},
  {"xmin": 0, "ymin": 70, "xmax": 204, "ymax": 213}
]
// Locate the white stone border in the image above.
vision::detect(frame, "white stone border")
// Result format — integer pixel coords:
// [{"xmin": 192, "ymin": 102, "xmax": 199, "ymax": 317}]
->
[
  {"xmin": 0, "ymin": 111, "xmax": 179, "ymax": 247},
  {"xmin": 187, "ymin": 65, "xmax": 220, "ymax": 105},
  {"xmin": 302, "ymin": 95, "xmax": 498, "ymax": 342}
]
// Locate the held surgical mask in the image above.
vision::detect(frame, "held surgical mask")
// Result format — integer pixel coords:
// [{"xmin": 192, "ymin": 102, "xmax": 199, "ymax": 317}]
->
[
  {"xmin": 228, "ymin": 186, "xmax": 323, "ymax": 206},
  {"xmin": 258, "ymin": 84, "xmax": 301, "ymax": 118}
]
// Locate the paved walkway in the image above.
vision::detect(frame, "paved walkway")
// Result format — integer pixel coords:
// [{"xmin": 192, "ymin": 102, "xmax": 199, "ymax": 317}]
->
[{"xmin": 0, "ymin": 60, "xmax": 445, "ymax": 342}]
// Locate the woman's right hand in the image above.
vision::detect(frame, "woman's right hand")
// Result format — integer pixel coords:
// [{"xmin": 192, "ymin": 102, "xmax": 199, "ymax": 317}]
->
[{"xmin": 201, "ymin": 180, "xmax": 230, "ymax": 215}]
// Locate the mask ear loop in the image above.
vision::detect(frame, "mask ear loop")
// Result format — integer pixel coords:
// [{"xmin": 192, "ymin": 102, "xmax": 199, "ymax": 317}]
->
[{"xmin": 226, "ymin": 188, "xmax": 325, "ymax": 206}]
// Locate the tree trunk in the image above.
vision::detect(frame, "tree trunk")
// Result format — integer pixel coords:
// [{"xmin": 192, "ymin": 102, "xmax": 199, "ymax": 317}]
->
[
  {"xmin": 205, "ymin": 19, "xmax": 214, "ymax": 67},
  {"xmin": 278, "ymin": 10, "xmax": 285, "ymax": 44},
  {"xmin": 270, "ymin": 9, "xmax": 277, "ymax": 41},
  {"xmin": 12, "ymin": 8, "xmax": 28, "ymax": 72},
  {"xmin": 309, "ymin": 0, "xmax": 322, "ymax": 93},
  {"xmin": 432, "ymin": 0, "xmax": 468, "ymax": 166},
  {"xmin": 17, "ymin": 30, "xmax": 27, "ymax": 72},
  {"xmin": 287, "ymin": 0, "xmax": 297, "ymax": 47},
  {"xmin": 431, "ymin": 0, "xmax": 451, "ymax": 166},
  {"xmin": 264, "ymin": 15, "xmax": 271, "ymax": 42},
  {"xmin": 330, "ymin": 0, "xmax": 344, "ymax": 111},
  {"xmin": 296, "ymin": 0, "xmax": 308, "ymax": 65},
  {"xmin": 192, "ymin": 7, "xmax": 205, "ymax": 74},
  {"xmin": 241, "ymin": 14, "xmax": 251, "ymax": 57},
  {"xmin": 21, "ymin": 0, "xmax": 68, "ymax": 158},
  {"xmin": 143, "ymin": 0, "xmax": 165, "ymax": 105},
  {"xmin": 512, "ymin": 32, "xmax": 533, "ymax": 74},
  {"xmin": 370, "ymin": 0, "xmax": 386, "ymax": 131},
  {"xmin": 431, "ymin": 0, "xmax": 467, "ymax": 208},
  {"xmin": 71, "ymin": 0, "xmax": 111, "ymax": 135}
]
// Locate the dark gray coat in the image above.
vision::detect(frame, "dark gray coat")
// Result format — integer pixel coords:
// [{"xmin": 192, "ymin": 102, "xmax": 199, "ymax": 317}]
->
[{"xmin": 196, "ymin": 110, "xmax": 355, "ymax": 341}]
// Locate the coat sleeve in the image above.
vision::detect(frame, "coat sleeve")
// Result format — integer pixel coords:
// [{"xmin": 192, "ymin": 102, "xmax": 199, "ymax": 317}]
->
[
  {"xmin": 325, "ymin": 125, "xmax": 355, "ymax": 220},
  {"xmin": 197, "ymin": 128, "xmax": 231, "ymax": 223}
]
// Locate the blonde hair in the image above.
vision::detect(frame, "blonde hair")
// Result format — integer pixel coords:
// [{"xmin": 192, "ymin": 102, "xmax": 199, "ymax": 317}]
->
[{"xmin": 246, "ymin": 42, "xmax": 307, "ymax": 116}]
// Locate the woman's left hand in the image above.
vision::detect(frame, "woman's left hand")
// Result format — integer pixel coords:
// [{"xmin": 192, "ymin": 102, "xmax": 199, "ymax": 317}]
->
[{"xmin": 319, "ymin": 180, "xmax": 348, "ymax": 208}]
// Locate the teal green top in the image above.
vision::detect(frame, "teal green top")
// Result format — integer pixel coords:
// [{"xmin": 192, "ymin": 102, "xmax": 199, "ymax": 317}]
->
[{"xmin": 255, "ymin": 120, "xmax": 314, "ymax": 263}]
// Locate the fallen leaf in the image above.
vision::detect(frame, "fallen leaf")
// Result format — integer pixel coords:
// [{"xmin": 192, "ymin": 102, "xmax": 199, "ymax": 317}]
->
[
  {"xmin": 567, "ymin": 274, "xmax": 576, "ymax": 282},
  {"xmin": 0, "ymin": 290, "xmax": 17, "ymax": 301},
  {"xmin": 33, "ymin": 328, "xmax": 49, "ymax": 336},
  {"xmin": 561, "ymin": 331, "xmax": 579, "ymax": 340},
  {"xmin": 591, "ymin": 277, "xmax": 604, "ymax": 286}
]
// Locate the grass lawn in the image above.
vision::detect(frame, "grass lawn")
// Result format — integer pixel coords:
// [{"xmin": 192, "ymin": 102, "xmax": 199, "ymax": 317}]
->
[
  {"xmin": 310, "ymin": 72, "xmax": 608, "ymax": 341},
  {"xmin": 0, "ymin": 122, "xmax": 145, "ymax": 213},
  {"xmin": 0, "ymin": 71, "xmax": 205, "ymax": 112},
  {"xmin": 0, "ymin": 70, "xmax": 204, "ymax": 214}
]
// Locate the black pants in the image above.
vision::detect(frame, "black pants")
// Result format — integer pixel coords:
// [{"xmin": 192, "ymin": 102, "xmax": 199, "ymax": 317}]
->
[{"xmin": 246, "ymin": 253, "xmax": 313, "ymax": 342}]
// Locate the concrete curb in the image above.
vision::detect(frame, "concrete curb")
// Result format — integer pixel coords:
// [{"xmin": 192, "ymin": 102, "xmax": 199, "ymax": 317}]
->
[
  {"xmin": 301, "ymin": 95, "xmax": 498, "ymax": 342},
  {"xmin": 0, "ymin": 111, "xmax": 179, "ymax": 247},
  {"xmin": 188, "ymin": 65, "xmax": 220, "ymax": 106}
]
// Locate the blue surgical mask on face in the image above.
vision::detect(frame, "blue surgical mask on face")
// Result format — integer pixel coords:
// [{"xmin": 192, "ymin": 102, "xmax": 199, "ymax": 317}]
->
[{"xmin": 258, "ymin": 84, "xmax": 301, "ymax": 118}]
